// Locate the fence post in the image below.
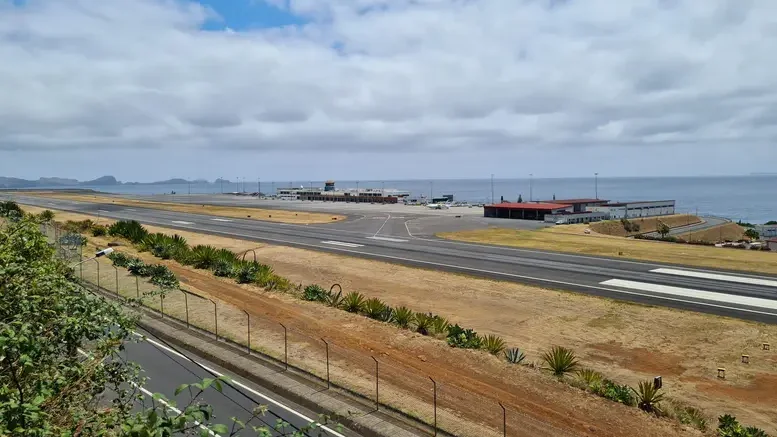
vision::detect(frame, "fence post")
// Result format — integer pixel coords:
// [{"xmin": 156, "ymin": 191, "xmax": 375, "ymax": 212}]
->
[
  {"xmin": 243, "ymin": 310, "xmax": 250, "ymax": 354},
  {"xmin": 79, "ymin": 246, "xmax": 83, "ymax": 280},
  {"xmin": 209, "ymin": 299, "xmax": 218, "ymax": 340},
  {"xmin": 498, "ymin": 401, "xmax": 506, "ymax": 437},
  {"xmin": 160, "ymin": 291, "xmax": 165, "ymax": 317},
  {"xmin": 183, "ymin": 291, "xmax": 190, "ymax": 329},
  {"xmin": 371, "ymin": 356, "xmax": 379, "ymax": 411},
  {"xmin": 430, "ymin": 377, "xmax": 437, "ymax": 436},
  {"xmin": 95, "ymin": 259, "xmax": 100, "ymax": 290},
  {"xmin": 280, "ymin": 323, "xmax": 288, "ymax": 370},
  {"xmin": 113, "ymin": 265, "xmax": 119, "ymax": 297},
  {"xmin": 135, "ymin": 276, "xmax": 140, "ymax": 298},
  {"xmin": 321, "ymin": 338, "xmax": 330, "ymax": 389}
]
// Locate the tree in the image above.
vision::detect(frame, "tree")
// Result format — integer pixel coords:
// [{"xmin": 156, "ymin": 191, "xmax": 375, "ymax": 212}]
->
[
  {"xmin": 744, "ymin": 228, "xmax": 760, "ymax": 241},
  {"xmin": 0, "ymin": 217, "xmax": 332, "ymax": 436},
  {"xmin": 765, "ymin": 221, "xmax": 777, "ymax": 225},
  {"xmin": 37, "ymin": 209, "xmax": 55, "ymax": 223},
  {"xmin": 517, "ymin": 194, "xmax": 523, "ymax": 203},
  {"xmin": 656, "ymin": 221, "xmax": 671, "ymax": 238}
]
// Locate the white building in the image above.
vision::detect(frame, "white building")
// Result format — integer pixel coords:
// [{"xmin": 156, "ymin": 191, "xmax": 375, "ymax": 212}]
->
[{"xmin": 586, "ymin": 200, "xmax": 676, "ymax": 219}]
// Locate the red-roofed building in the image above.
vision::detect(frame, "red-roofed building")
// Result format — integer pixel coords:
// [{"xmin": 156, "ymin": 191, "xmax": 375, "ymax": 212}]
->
[
  {"xmin": 540, "ymin": 198, "xmax": 609, "ymax": 213},
  {"xmin": 484, "ymin": 202, "xmax": 573, "ymax": 220}
]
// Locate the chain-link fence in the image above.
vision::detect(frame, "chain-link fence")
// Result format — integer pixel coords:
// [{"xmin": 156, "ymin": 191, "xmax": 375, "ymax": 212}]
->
[{"xmin": 42, "ymin": 221, "xmax": 573, "ymax": 437}]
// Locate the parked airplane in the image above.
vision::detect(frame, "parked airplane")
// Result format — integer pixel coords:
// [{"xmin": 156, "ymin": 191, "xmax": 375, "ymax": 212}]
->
[{"xmin": 426, "ymin": 203, "xmax": 451, "ymax": 210}]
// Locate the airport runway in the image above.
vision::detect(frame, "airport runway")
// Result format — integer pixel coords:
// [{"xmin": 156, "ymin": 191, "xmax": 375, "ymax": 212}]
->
[{"xmin": 11, "ymin": 194, "xmax": 777, "ymax": 324}]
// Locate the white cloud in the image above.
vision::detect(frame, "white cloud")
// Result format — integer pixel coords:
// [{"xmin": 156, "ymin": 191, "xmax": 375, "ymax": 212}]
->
[{"xmin": 1, "ymin": 0, "xmax": 777, "ymax": 164}]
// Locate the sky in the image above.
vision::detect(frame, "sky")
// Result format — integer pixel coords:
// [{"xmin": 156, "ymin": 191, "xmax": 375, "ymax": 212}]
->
[{"xmin": 1, "ymin": 0, "xmax": 777, "ymax": 182}]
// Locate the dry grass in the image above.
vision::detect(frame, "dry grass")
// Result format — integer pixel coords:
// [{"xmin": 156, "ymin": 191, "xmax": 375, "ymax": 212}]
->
[
  {"xmin": 25, "ymin": 204, "xmax": 777, "ymax": 433},
  {"xmin": 590, "ymin": 214, "xmax": 701, "ymax": 236},
  {"xmin": 676, "ymin": 223, "xmax": 747, "ymax": 243},
  {"xmin": 438, "ymin": 227, "xmax": 777, "ymax": 274},
  {"xmin": 24, "ymin": 191, "xmax": 344, "ymax": 224}
]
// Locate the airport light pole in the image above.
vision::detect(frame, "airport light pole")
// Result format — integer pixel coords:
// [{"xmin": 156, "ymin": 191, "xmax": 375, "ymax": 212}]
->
[
  {"xmin": 220, "ymin": 177, "xmax": 223, "ymax": 194},
  {"xmin": 258, "ymin": 177, "xmax": 260, "ymax": 195},
  {"xmin": 491, "ymin": 174, "xmax": 494, "ymax": 204},
  {"xmin": 529, "ymin": 174, "xmax": 533, "ymax": 202},
  {"xmin": 430, "ymin": 181, "xmax": 434, "ymax": 200},
  {"xmin": 595, "ymin": 172, "xmax": 599, "ymax": 199}
]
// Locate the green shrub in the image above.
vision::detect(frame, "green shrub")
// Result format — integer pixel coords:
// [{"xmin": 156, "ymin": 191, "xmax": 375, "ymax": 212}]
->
[
  {"xmin": 234, "ymin": 261, "xmax": 261, "ymax": 284},
  {"xmin": 325, "ymin": 289, "xmax": 344, "ymax": 308},
  {"xmin": 190, "ymin": 245, "xmax": 219, "ymax": 269},
  {"xmin": 446, "ymin": 324, "xmax": 481, "ymax": 349},
  {"xmin": 91, "ymin": 225, "xmax": 107, "ymax": 237},
  {"xmin": 717, "ymin": 414, "xmax": 768, "ymax": 437},
  {"xmin": 430, "ymin": 315, "xmax": 450, "ymax": 337},
  {"xmin": 0, "ymin": 201, "xmax": 23, "ymax": 218},
  {"xmin": 666, "ymin": 400, "xmax": 707, "ymax": 431},
  {"xmin": 576, "ymin": 368, "xmax": 604, "ymax": 389},
  {"xmin": 632, "ymin": 380, "xmax": 664, "ymax": 415},
  {"xmin": 504, "ymin": 347, "xmax": 526, "ymax": 364},
  {"xmin": 342, "ymin": 292, "xmax": 366, "ymax": 313},
  {"xmin": 392, "ymin": 306, "xmax": 414, "ymax": 329},
  {"xmin": 59, "ymin": 233, "xmax": 87, "ymax": 247},
  {"xmin": 212, "ymin": 258, "xmax": 233, "ymax": 277},
  {"xmin": 363, "ymin": 298, "xmax": 389, "ymax": 320},
  {"xmin": 542, "ymin": 346, "xmax": 579, "ymax": 376},
  {"xmin": 481, "ymin": 334, "xmax": 506, "ymax": 355},
  {"xmin": 254, "ymin": 264, "xmax": 275, "ymax": 286},
  {"xmin": 303, "ymin": 284, "xmax": 328, "ymax": 302},
  {"xmin": 37, "ymin": 210, "xmax": 55, "ymax": 223},
  {"xmin": 596, "ymin": 379, "xmax": 635, "ymax": 406},
  {"xmin": 108, "ymin": 220, "xmax": 148, "ymax": 244},
  {"xmin": 265, "ymin": 274, "xmax": 291, "ymax": 291},
  {"xmin": 62, "ymin": 219, "xmax": 95, "ymax": 233},
  {"xmin": 414, "ymin": 312, "xmax": 433, "ymax": 335},
  {"xmin": 126, "ymin": 258, "xmax": 150, "ymax": 277},
  {"xmin": 149, "ymin": 265, "xmax": 179, "ymax": 289},
  {"xmin": 107, "ymin": 252, "xmax": 133, "ymax": 268}
]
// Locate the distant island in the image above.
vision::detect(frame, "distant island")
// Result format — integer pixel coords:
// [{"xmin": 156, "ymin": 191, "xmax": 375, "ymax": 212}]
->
[{"xmin": 0, "ymin": 175, "xmax": 226, "ymax": 189}]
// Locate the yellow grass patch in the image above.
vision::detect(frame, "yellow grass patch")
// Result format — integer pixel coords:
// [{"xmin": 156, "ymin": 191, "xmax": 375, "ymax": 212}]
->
[{"xmin": 590, "ymin": 214, "xmax": 701, "ymax": 236}]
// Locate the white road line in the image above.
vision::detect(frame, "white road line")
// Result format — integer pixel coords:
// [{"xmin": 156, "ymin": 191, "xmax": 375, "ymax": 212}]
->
[
  {"xmin": 321, "ymin": 240, "xmax": 364, "ymax": 248},
  {"xmin": 651, "ymin": 268, "xmax": 777, "ymax": 288},
  {"xmin": 142, "ymin": 337, "xmax": 345, "ymax": 437},
  {"xmin": 600, "ymin": 279, "xmax": 777, "ymax": 311},
  {"xmin": 211, "ymin": 218, "xmax": 233, "ymax": 222},
  {"xmin": 171, "ymin": 220, "xmax": 195, "ymax": 225},
  {"xmin": 77, "ymin": 348, "xmax": 217, "ymax": 436},
  {"xmin": 372, "ymin": 214, "xmax": 391, "ymax": 237},
  {"xmin": 98, "ymin": 209, "xmax": 110, "ymax": 213},
  {"xmin": 367, "ymin": 236, "xmax": 408, "ymax": 243}
]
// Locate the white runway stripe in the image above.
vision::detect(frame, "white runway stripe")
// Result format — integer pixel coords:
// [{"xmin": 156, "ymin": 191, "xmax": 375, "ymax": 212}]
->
[
  {"xmin": 367, "ymin": 236, "xmax": 408, "ymax": 242},
  {"xmin": 651, "ymin": 268, "xmax": 777, "ymax": 288},
  {"xmin": 601, "ymin": 279, "xmax": 777, "ymax": 311},
  {"xmin": 171, "ymin": 220, "xmax": 194, "ymax": 225},
  {"xmin": 321, "ymin": 240, "xmax": 364, "ymax": 248},
  {"xmin": 211, "ymin": 218, "xmax": 233, "ymax": 222}
]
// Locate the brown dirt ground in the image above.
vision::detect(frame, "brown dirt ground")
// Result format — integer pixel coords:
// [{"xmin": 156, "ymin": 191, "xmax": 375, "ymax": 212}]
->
[
  {"xmin": 438, "ymin": 225, "xmax": 777, "ymax": 275},
  {"xmin": 675, "ymin": 223, "xmax": 748, "ymax": 243},
  {"xmin": 28, "ymin": 206, "xmax": 777, "ymax": 434},
  {"xmin": 24, "ymin": 191, "xmax": 344, "ymax": 224},
  {"xmin": 590, "ymin": 214, "xmax": 702, "ymax": 237}
]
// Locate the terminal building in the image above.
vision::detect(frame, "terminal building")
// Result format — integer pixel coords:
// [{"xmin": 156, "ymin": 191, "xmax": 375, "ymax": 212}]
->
[
  {"xmin": 485, "ymin": 198, "xmax": 676, "ymax": 223},
  {"xmin": 275, "ymin": 181, "xmax": 410, "ymax": 204}
]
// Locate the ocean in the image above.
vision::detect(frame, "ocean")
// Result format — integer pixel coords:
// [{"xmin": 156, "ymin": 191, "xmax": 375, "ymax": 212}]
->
[{"xmin": 79, "ymin": 176, "xmax": 776, "ymax": 223}]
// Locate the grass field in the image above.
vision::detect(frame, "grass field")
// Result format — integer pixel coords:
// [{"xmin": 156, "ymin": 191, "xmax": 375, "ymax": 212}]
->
[
  {"xmin": 24, "ymin": 191, "xmax": 344, "ymax": 224},
  {"xmin": 589, "ymin": 214, "xmax": 701, "ymax": 236},
  {"xmin": 676, "ymin": 222, "xmax": 748, "ymax": 243},
  {"xmin": 438, "ymin": 226, "xmax": 777, "ymax": 274}
]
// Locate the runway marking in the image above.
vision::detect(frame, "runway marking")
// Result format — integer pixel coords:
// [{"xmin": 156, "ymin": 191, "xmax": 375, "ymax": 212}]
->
[
  {"xmin": 651, "ymin": 268, "xmax": 777, "ymax": 288},
  {"xmin": 321, "ymin": 240, "xmax": 364, "ymax": 248},
  {"xmin": 142, "ymin": 337, "xmax": 345, "ymax": 437},
  {"xmin": 211, "ymin": 218, "xmax": 233, "ymax": 222},
  {"xmin": 98, "ymin": 209, "xmax": 110, "ymax": 213},
  {"xmin": 370, "ymin": 216, "xmax": 388, "ymax": 220},
  {"xmin": 368, "ymin": 236, "xmax": 408, "ymax": 243},
  {"xmin": 171, "ymin": 220, "xmax": 195, "ymax": 225},
  {"xmin": 600, "ymin": 279, "xmax": 777, "ymax": 310},
  {"xmin": 372, "ymin": 214, "xmax": 392, "ymax": 238}
]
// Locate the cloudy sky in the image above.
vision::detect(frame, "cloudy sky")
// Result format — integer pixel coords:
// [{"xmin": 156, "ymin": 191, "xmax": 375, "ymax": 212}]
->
[{"xmin": 1, "ymin": 0, "xmax": 776, "ymax": 182}]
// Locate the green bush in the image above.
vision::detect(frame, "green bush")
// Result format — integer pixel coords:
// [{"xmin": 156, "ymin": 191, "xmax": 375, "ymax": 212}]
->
[
  {"xmin": 62, "ymin": 219, "xmax": 95, "ymax": 233},
  {"xmin": 596, "ymin": 379, "xmax": 635, "ymax": 406},
  {"xmin": 91, "ymin": 225, "xmax": 107, "ymax": 236},
  {"xmin": 59, "ymin": 233, "xmax": 87, "ymax": 247},
  {"xmin": 414, "ymin": 312, "xmax": 433, "ymax": 336},
  {"xmin": 148, "ymin": 264, "xmax": 179, "ymax": 289},
  {"xmin": 430, "ymin": 315, "xmax": 450, "ymax": 337},
  {"xmin": 576, "ymin": 368, "xmax": 604, "ymax": 388},
  {"xmin": 363, "ymin": 298, "xmax": 392, "ymax": 322},
  {"xmin": 632, "ymin": 380, "xmax": 664, "ymax": 415},
  {"xmin": 265, "ymin": 274, "xmax": 291, "ymax": 291},
  {"xmin": 666, "ymin": 400, "xmax": 707, "ymax": 431},
  {"xmin": 717, "ymin": 414, "xmax": 769, "ymax": 437},
  {"xmin": 542, "ymin": 346, "xmax": 579, "ymax": 376},
  {"xmin": 108, "ymin": 220, "xmax": 148, "ymax": 244},
  {"xmin": 126, "ymin": 258, "xmax": 150, "ymax": 277},
  {"xmin": 234, "ymin": 261, "xmax": 261, "ymax": 284},
  {"xmin": 107, "ymin": 252, "xmax": 134, "ymax": 268},
  {"xmin": 212, "ymin": 258, "xmax": 233, "ymax": 277},
  {"xmin": 342, "ymin": 292, "xmax": 366, "ymax": 313},
  {"xmin": 254, "ymin": 264, "xmax": 275, "ymax": 287},
  {"xmin": 303, "ymin": 284, "xmax": 328, "ymax": 302},
  {"xmin": 446, "ymin": 324, "xmax": 482, "ymax": 349},
  {"xmin": 325, "ymin": 289, "xmax": 344, "ymax": 308},
  {"xmin": 0, "ymin": 200, "xmax": 23, "ymax": 218},
  {"xmin": 481, "ymin": 334, "xmax": 506, "ymax": 355},
  {"xmin": 504, "ymin": 347, "xmax": 526, "ymax": 364},
  {"xmin": 190, "ymin": 245, "xmax": 219, "ymax": 269},
  {"xmin": 37, "ymin": 209, "xmax": 55, "ymax": 223},
  {"xmin": 392, "ymin": 306, "xmax": 414, "ymax": 329}
]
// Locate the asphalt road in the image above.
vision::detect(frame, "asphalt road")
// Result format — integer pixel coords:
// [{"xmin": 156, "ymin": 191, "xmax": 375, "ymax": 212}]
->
[
  {"xmin": 10, "ymin": 194, "xmax": 777, "ymax": 324},
  {"xmin": 120, "ymin": 329, "xmax": 358, "ymax": 437}
]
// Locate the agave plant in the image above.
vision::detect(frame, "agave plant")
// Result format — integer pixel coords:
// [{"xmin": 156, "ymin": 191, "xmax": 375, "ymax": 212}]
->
[
  {"xmin": 430, "ymin": 316, "xmax": 450, "ymax": 337},
  {"xmin": 542, "ymin": 346, "xmax": 579, "ymax": 376},
  {"xmin": 234, "ymin": 261, "xmax": 260, "ymax": 284},
  {"xmin": 414, "ymin": 313, "xmax": 433, "ymax": 336},
  {"xmin": 446, "ymin": 324, "xmax": 481, "ymax": 349},
  {"xmin": 266, "ymin": 274, "xmax": 291, "ymax": 291},
  {"xmin": 254, "ymin": 264, "xmax": 275, "ymax": 286},
  {"xmin": 303, "ymin": 284, "xmax": 328, "ymax": 302},
  {"xmin": 325, "ymin": 290, "xmax": 344, "ymax": 308},
  {"xmin": 392, "ymin": 306, "xmax": 414, "ymax": 329},
  {"xmin": 212, "ymin": 258, "xmax": 234, "ymax": 277},
  {"xmin": 108, "ymin": 220, "xmax": 148, "ymax": 244},
  {"xmin": 362, "ymin": 298, "xmax": 387, "ymax": 319},
  {"xmin": 576, "ymin": 368, "xmax": 604, "ymax": 389},
  {"xmin": 126, "ymin": 258, "xmax": 150, "ymax": 277},
  {"xmin": 504, "ymin": 347, "xmax": 526, "ymax": 364},
  {"xmin": 190, "ymin": 245, "xmax": 219, "ymax": 269},
  {"xmin": 481, "ymin": 334, "xmax": 506, "ymax": 355},
  {"xmin": 632, "ymin": 380, "xmax": 664, "ymax": 415},
  {"xmin": 342, "ymin": 292, "xmax": 366, "ymax": 313}
]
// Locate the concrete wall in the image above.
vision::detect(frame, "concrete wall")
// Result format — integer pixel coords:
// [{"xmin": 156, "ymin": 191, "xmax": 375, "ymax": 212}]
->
[{"xmin": 587, "ymin": 201, "xmax": 676, "ymax": 219}]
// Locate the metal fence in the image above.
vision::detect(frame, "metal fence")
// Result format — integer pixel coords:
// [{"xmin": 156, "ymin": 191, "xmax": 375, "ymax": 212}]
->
[{"xmin": 42, "ymin": 222, "xmax": 573, "ymax": 437}]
